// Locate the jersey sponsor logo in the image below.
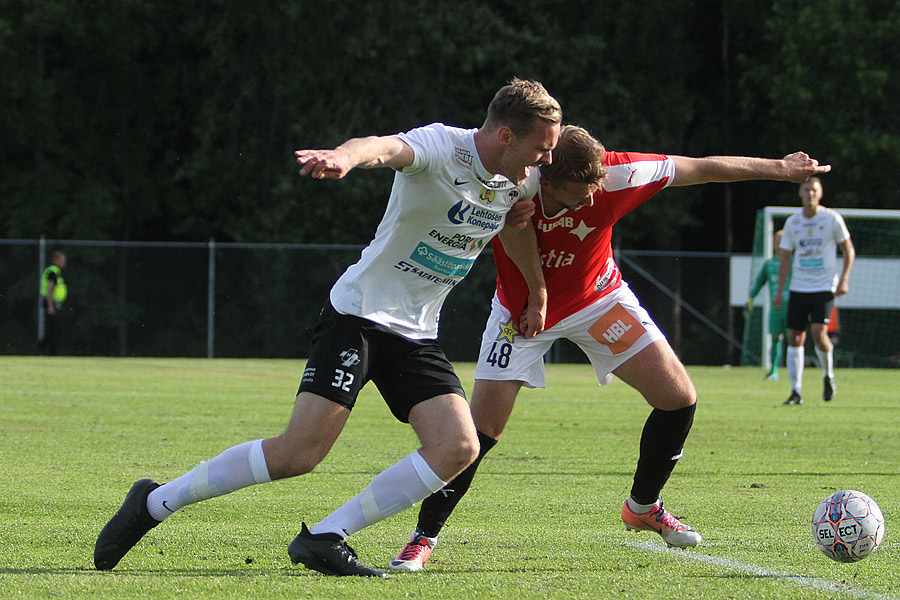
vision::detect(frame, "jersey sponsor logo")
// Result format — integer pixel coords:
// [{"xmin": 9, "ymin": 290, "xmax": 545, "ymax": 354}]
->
[
  {"xmin": 428, "ymin": 229, "xmax": 485, "ymax": 254},
  {"xmin": 541, "ymin": 248, "xmax": 575, "ymax": 269},
  {"xmin": 448, "ymin": 201, "xmax": 469, "ymax": 224},
  {"xmin": 799, "ymin": 257, "xmax": 825, "ymax": 269},
  {"xmin": 339, "ymin": 348, "xmax": 360, "ymax": 368},
  {"xmin": 594, "ymin": 258, "xmax": 618, "ymax": 293},
  {"xmin": 475, "ymin": 173, "xmax": 512, "ymax": 190},
  {"xmin": 588, "ymin": 303, "xmax": 646, "ymax": 354},
  {"xmin": 496, "ymin": 317, "xmax": 519, "ymax": 343},
  {"xmin": 406, "ymin": 242, "xmax": 475, "ymax": 278},
  {"xmin": 301, "ymin": 366, "xmax": 316, "ymax": 384},
  {"xmin": 454, "ymin": 147, "xmax": 473, "ymax": 166},
  {"xmin": 393, "ymin": 260, "xmax": 461, "ymax": 287},
  {"xmin": 454, "ymin": 177, "xmax": 469, "ymax": 186},
  {"xmin": 447, "ymin": 200, "xmax": 503, "ymax": 231},
  {"xmin": 429, "ymin": 229, "xmax": 476, "ymax": 250},
  {"xmin": 479, "ymin": 188, "xmax": 496, "ymax": 204},
  {"xmin": 537, "ymin": 216, "xmax": 574, "ymax": 233}
]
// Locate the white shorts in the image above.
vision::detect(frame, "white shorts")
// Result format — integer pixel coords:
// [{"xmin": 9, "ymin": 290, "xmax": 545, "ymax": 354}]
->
[{"xmin": 475, "ymin": 283, "xmax": 666, "ymax": 388}]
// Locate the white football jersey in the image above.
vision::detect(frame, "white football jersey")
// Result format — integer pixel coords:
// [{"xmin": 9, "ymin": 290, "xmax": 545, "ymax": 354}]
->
[
  {"xmin": 780, "ymin": 207, "xmax": 851, "ymax": 292},
  {"xmin": 330, "ymin": 122, "xmax": 539, "ymax": 339}
]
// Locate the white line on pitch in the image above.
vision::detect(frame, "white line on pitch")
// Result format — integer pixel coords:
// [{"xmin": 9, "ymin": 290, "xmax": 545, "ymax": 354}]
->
[{"xmin": 625, "ymin": 540, "xmax": 899, "ymax": 600}]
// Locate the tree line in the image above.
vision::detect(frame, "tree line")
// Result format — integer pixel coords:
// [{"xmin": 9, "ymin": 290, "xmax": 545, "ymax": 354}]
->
[
  {"xmin": 2, "ymin": 1, "xmax": 899, "ymax": 359},
  {"xmin": 3, "ymin": 0, "xmax": 897, "ymax": 251}
]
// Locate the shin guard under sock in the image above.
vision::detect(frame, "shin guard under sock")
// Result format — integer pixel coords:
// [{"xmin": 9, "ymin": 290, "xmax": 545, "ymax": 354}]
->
[
  {"xmin": 630, "ymin": 404, "xmax": 695, "ymax": 505},
  {"xmin": 416, "ymin": 431, "xmax": 498, "ymax": 538}
]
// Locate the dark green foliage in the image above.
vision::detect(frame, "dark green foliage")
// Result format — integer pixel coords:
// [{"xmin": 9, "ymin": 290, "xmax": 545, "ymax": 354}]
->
[{"xmin": 4, "ymin": 1, "xmax": 898, "ymax": 247}]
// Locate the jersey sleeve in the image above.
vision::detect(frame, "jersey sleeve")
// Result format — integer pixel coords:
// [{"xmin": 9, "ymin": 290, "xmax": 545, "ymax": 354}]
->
[
  {"xmin": 603, "ymin": 152, "xmax": 674, "ymax": 192},
  {"xmin": 779, "ymin": 224, "xmax": 795, "ymax": 252},
  {"xmin": 832, "ymin": 211, "xmax": 851, "ymax": 243},
  {"xmin": 397, "ymin": 123, "xmax": 450, "ymax": 175}
]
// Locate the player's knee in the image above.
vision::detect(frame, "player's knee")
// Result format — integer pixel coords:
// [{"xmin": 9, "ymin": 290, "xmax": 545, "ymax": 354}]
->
[
  {"xmin": 454, "ymin": 432, "xmax": 480, "ymax": 469},
  {"xmin": 649, "ymin": 381, "xmax": 696, "ymax": 411},
  {"xmin": 475, "ymin": 420, "xmax": 505, "ymax": 440},
  {"xmin": 439, "ymin": 431, "xmax": 480, "ymax": 477},
  {"xmin": 284, "ymin": 453, "xmax": 322, "ymax": 477},
  {"xmin": 679, "ymin": 387, "xmax": 698, "ymax": 409},
  {"xmin": 263, "ymin": 437, "xmax": 325, "ymax": 479}
]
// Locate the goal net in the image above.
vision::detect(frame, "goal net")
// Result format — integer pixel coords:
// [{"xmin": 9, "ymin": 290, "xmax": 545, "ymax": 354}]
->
[{"xmin": 740, "ymin": 207, "xmax": 900, "ymax": 369}]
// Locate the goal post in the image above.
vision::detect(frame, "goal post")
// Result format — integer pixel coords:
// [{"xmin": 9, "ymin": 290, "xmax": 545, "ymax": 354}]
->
[{"xmin": 738, "ymin": 207, "xmax": 900, "ymax": 370}]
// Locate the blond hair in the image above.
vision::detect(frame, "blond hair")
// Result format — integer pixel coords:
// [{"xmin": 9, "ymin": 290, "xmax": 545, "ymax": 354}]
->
[{"xmin": 483, "ymin": 78, "xmax": 562, "ymax": 136}]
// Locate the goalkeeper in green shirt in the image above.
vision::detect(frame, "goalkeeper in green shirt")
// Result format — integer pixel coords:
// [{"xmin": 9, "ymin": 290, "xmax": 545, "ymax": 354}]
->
[{"xmin": 745, "ymin": 230, "xmax": 791, "ymax": 380}]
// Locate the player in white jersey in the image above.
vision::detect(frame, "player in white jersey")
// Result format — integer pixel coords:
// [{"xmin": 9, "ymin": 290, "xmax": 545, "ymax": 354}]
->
[
  {"xmin": 94, "ymin": 79, "xmax": 562, "ymax": 577},
  {"xmin": 775, "ymin": 177, "xmax": 854, "ymax": 405},
  {"xmin": 390, "ymin": 125, "xmax": 832, "ymax": 571}
]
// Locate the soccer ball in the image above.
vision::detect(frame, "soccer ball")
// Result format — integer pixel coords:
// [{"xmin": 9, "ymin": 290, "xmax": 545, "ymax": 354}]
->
[{"xmin": 812, "ymin": 490, "xmax": 885, "ymax": 562}]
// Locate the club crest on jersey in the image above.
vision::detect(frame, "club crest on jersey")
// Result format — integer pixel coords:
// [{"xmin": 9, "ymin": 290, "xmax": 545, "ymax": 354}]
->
[
  {"xmin": 454, "ymin": 147, "xmax": 473, "ymax": 166},
  {"xmin": 339, "ymin": 348, "xmax": 360, "ymax": 368},
  {"xmin": 478, "ymin": 188, "xmax": 496, "ymax": 205}
]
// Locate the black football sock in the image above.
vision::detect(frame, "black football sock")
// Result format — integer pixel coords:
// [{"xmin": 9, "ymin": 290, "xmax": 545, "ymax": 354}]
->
[
  {"xmin": 630, "ymin": 404, "xmax": 696, "ymax": 506},
  {"xmin": 415, "ymin": 430, "xmax": 498, "ymax": 538}
]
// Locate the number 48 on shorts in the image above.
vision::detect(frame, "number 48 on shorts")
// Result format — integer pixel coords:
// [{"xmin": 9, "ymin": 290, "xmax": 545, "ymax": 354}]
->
[{"xmin": 486, "ymin": 341, "xmax": 512, "ymax": 368}]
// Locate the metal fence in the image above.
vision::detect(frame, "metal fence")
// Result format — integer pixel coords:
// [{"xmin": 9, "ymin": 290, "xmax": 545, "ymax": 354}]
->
[{"xmin": 2, "ymin": 238, "xmax": 744, "ymax": 364}]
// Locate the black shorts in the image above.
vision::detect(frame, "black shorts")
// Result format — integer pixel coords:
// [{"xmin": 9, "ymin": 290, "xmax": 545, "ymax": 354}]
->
[
  {"xmin": 786, "ymin": 291, "xmax": 835, "ymax": 331},
  {"xmin": 297, "ymin": 302, "xmax": 465, "ymax": 423}
]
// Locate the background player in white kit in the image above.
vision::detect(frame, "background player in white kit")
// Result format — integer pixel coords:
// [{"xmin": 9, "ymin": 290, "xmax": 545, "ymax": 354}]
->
[
  {"xmin": 389, "ymin": 125, "xmax": 832, "ymax": 571},
  {"xmin": 775, "ymin": 177, "xmax": 854, "ymax": 405},
  {"xmin": 94, "ymin": 79, "xmax": 561, "ymax": 577}
]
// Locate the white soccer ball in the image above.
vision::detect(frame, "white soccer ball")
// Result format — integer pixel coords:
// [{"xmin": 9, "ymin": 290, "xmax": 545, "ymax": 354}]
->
[{"xmin": 812, "ymin": 490, "xmax": 885, "ymax": 562}]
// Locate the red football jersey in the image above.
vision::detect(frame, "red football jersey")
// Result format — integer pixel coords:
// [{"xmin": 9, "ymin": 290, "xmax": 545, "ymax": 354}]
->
[{"xmin": 493, "ymin": 151, "xmax": 675, "ymax": 330}]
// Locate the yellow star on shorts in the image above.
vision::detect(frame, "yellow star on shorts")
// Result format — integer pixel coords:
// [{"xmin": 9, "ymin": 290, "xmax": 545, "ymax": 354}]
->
[{"xmin": 497, "ymin": 317, "xmax": 519, "ymax": 343}]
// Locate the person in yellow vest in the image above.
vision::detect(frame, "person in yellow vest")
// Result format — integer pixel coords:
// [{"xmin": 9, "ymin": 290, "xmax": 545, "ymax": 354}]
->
[{"xmin": 38, "ymin": 250, "xmax": 68, "ymax": 355}]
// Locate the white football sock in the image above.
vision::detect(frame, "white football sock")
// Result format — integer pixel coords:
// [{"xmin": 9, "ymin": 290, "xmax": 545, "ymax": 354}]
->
[
  {"xmin": 815, "ymin": 348, "xmax": 834, "ymax": 379},
  {"xmin": 626, "ymin": 497, "xmax": 659, "ymax": 513},
  {"xmin": 146, "ymin": 439, "xmax": 271, "ymax": 521},
  {"xmin": 787, "ymin": 346, "xmax": 804, "ymax": 394},
  {"xmin": 309, "ymin": 451, "xmax": 446, "ymax": 538}
]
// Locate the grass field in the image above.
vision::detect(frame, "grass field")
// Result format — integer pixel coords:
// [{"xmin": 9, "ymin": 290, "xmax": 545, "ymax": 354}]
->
[{"xmin": 1, "ymin": 357, "xmax": 897, "ymax": 599}]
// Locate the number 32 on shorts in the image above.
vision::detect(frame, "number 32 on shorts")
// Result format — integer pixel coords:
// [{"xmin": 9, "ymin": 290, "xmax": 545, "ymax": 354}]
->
[
  {"xmin": 332, "ymin": 368, "xmax": 354, "ymax": 392},
  {"xmin": 487, "ymin": 341, "xmax": 512, "ymax": 368}
]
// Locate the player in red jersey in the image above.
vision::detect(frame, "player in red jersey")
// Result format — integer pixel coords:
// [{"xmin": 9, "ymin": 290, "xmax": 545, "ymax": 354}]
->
[{"xmin": 390, "ymin": 125, "xmax": 831, "ymax": 570}]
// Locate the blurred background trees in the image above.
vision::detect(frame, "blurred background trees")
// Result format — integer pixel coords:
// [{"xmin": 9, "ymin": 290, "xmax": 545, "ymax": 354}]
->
[
  {"xmin": 3, "ymin": 0, "xmax": 897, "ymax": 249},
  {"xmin": 2, "ymin": 0, "xmax": 898, "ymax": 359}
]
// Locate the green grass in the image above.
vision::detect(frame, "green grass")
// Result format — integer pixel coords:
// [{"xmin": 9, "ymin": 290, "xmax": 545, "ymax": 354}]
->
[{"xmin": 1, "ymin": 357, "xmax": 897, "ymax": 599}]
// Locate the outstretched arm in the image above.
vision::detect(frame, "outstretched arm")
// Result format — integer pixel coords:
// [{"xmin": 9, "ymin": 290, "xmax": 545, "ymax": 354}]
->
[
  {"xmin": 295, "ymin": 135, "xmax": 414, "ymax": 179},
  {"xmin": 670, "ymin": 152, "xmax": 831, "ymax": 187},
  {"xmin": 497, "ymin": 220, "xmax": 547, "ymax": 338}
]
